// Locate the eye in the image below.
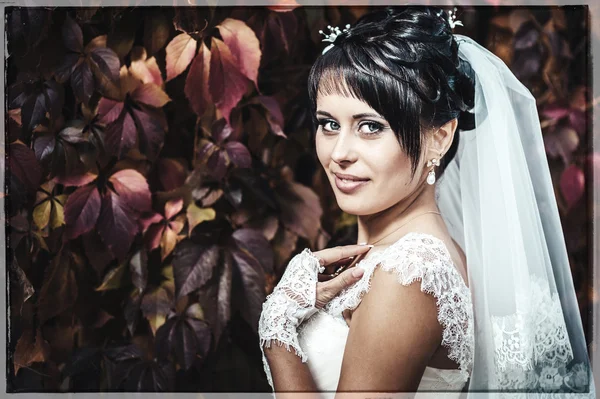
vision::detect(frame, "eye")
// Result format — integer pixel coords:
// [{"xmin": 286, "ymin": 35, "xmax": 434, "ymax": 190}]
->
[
  {"xmin": 317, "ymin": 118, "xmax": 340, "ymax": 133},
  {"xmin": 359, "ymin": 121, "xmax": 384, "ymax": 135}
]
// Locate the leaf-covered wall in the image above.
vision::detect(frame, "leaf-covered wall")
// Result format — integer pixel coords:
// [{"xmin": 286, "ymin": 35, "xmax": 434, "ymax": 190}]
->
[{"xmin": 6, "ymin": 5, "xmax": 594, "ymax": 392}]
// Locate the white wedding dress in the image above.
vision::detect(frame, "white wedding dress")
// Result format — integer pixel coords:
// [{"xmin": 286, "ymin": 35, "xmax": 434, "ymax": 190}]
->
[{"xmin": 295, "ymin": 232, "xmax": 475, "ymax": 397}]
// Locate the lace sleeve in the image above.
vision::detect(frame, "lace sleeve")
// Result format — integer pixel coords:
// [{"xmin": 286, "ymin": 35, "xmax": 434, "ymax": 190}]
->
[
  {"xmin": 258, "ymin": 248, "xmax": 324, "ymax": 391},
  {"xmin": 324, "ymin": 233, "xmax": 475, "ymax": 383}
]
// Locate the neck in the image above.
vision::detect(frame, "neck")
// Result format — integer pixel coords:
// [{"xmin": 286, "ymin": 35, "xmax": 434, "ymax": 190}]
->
[{"xmin": 356, "ymin": 180, "xmax": 439, "ymax": 246}]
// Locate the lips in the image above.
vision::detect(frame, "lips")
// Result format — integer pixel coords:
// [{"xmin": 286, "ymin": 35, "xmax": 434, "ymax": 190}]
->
[{"xmin": 333, "ymin": 172, "xmax": 370, "ymax": 194}]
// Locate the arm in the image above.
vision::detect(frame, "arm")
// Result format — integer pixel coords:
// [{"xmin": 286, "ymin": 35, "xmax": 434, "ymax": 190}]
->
[
  {"xmin": 334, "ymin": 265, "xmax": 443, "ymax": 396},
  {"xmin": 264, "ymin": 345, "xmax": 320, "ymax": 399}
]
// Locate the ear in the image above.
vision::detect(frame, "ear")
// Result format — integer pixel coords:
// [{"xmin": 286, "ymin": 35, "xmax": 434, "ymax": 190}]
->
[{"xmin": 427, "ymin": 118, "xmax": 458, "ymax": 160}]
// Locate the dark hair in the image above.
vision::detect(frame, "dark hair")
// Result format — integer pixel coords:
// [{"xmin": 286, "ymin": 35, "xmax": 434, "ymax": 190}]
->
[{"xmin": 308, "ymin": 6, "xmax": 475, "ymax": 179}]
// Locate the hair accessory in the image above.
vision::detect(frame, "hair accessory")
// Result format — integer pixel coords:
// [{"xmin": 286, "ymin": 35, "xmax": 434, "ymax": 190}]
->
[
  {"xmin": 438, "ymin": 7, "xmax": 463, "ymax": 30},
  {"xmin": 319, "ymin": 23, "xmax": 351, "ymax": 55}
]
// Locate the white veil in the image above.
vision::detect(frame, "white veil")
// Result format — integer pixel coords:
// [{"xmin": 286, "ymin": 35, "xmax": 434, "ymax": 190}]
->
[{"xmin": 435, "ymin": 34, "xmax": 596, "ymax": 397}]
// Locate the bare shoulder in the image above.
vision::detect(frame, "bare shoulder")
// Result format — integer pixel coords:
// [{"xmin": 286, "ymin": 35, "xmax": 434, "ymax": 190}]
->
[{"xmin": 337, "ymin": 258, "xmax": 443, "ymax": 391}]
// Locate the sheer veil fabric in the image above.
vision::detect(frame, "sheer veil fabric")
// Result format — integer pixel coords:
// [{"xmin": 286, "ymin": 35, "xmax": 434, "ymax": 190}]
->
[{"xmin": 435, "ymin": 34, "xmax": 596, "ymax": 397}]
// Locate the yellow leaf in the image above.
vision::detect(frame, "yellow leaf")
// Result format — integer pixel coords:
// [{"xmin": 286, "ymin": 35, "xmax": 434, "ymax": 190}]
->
[
  {"xmin": 96, "ymin": 263, "xmax": 127, "ymax": 291},
  {"xmin": 50, "ymin": 199, "xmax": 65, "ymax": 229},
  {"xmin": 33, "ymin": 200, "xmax": 51, "ymax": 230},
  {"xmin": 160, "ymin": 227, "xmax": 178, "ymax": 261},
  {"xmin": 186, "ymin": 204, "xmax": 216, "ymax": 235},
  {"xmin": 147, "ymin": 313, "xmax": 166, "ymax": 336}
]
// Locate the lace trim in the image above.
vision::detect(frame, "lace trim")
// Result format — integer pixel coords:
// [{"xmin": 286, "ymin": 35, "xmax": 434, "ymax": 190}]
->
[
  {"xmin": 323, "ymin": 232, "xmax": 474, "ymax": 383},
  {"xmin": 491, "ymin": 274, "xmax": 592, "ymax": 395},
  {"xmin": 258, "ymin": 248, "xmax": 323, "ymax": 391}
]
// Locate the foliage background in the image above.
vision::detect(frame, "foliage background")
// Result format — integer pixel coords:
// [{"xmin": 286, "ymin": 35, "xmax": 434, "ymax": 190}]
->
[{"xmin": 5, "ymin": 4, "xmax": 595, "ymax": 392}]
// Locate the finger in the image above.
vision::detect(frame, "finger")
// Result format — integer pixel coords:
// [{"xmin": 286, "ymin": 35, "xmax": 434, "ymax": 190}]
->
[
  {"xmin": 321, "ymin": 256, "xmax": 354, "ymax": 274},
  {"xmin": 322, "ymin": 266, "xmax": 365, "ymax": 298},
  {"xmin": 313, "ymin": 244, "xmax": 373, "ymax": 266}
]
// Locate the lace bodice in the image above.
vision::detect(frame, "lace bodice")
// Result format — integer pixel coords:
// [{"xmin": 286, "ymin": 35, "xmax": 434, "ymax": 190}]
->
[{"xmin": 261, "ymin": 232, "xmax": 475, "ymax": 394}]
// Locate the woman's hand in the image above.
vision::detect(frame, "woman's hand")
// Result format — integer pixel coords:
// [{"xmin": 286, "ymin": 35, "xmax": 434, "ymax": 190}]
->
[{"xmin": 312, "ymin": 244, "xmax": 373, "ymax": 322}]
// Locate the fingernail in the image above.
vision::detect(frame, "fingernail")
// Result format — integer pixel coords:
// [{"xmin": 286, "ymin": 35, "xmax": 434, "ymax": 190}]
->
[{"xmin": 352, "ymin": 268, "xmax": 364, "ymax": 278}]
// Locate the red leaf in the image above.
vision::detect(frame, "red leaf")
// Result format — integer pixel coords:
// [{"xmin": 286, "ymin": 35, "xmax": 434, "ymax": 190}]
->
[
  {"xmin": 130, "ymin": 83, "xmax": 171, "ymax": 108},
  {"xmin": 62, "ymin": 14, "xmax": 83, "ymax": 53},
  {"xmin": 209, "ymin": 37, "xmax": 250, "ymax": 127},
  {"xmin": 64, "ymin": 184, "xmax": 102, "ymax": 240},
  {"xmin": 97, "ymin": 97, "xmax": 124, "ymax": 124},
  {"xmin": 224, "ymin": 141, "xmax": 251, "ymax": 168},
  {"xmin": 164, "ymin": 198, "xmax": 184, "ymax": 220},
  {"xmin": 9, "ymin": 141, "xmax": 42, "ymax": 193},
  {"xmin": 97, "ymin": 191, "xmax": 139, "ymax": 260},
  {"xmin": 105, "ymin": 109, "xmax": 137, "ymax": 158},
  {"xmin": 184, "ymin": 41, "xmax": 211, "ymax": 117},
  {"xmin": 560, "ymin": 164, "xmax": 585, "ymax": 210},
  {"xmin": 140, "ymin": 212, "xmax": 164, "ymax": 233},
  {"xmin": 109, "ymin": 169, "xmax": 152, "ymax": 212},
  {"xmin": 145, "ymin": 223, "xmax": 165, "ymax": 251},
  {"xmin": 173, "ymin": 242, "xmax": 219, "ymax": 298},
  {"xmin": 568, "ymin": 109, "xmax": 586, "ymax": 136},
  {"xmin": 71, "ymin": 61, "xmax": 94, "ymax": 105},
  {"xmin": 217, "ymin": 18, "xmax": 261, "ymax": 89},
  {"xmin": 541, "ymin": 103, "xmax": 570, "ymax": 120},
  {"xmin": 165, "ymin": 33, "xmax": 197, "ymax": 82}
]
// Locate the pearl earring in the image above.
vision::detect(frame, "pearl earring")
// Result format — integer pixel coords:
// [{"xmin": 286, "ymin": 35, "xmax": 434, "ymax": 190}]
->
[{"xmin": 426, "ymin": 158, "xmax": 440, "ymax": 185}]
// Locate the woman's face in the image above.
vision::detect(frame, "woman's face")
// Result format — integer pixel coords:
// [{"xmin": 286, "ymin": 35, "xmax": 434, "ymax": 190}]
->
[{"xmin": 315, "ymin": 92, "xmax": 426, "ymax": 216}]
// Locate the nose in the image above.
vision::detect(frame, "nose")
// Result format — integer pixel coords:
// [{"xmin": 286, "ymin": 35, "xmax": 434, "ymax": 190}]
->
[{"xmin": 330, "ymin": 130, "xmax": 359, "ymax": 165}]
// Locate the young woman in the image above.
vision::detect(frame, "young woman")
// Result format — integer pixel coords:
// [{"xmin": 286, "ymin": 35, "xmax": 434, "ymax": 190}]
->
[{"xmin": 258, "ymin": 6, "xmax": 595, "ymax": 398}]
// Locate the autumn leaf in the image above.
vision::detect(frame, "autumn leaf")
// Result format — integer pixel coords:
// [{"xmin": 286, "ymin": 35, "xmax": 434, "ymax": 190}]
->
[
  {"xmin": 184, "ymin": 41, "xmax": 211, "ymax": 117},
  {"xmin": 165, "ymin": 33, "xmax": 197, "ymax": 82},
  {"xmin": 173, "ymin": 242, "xmax": 219, "ymax": 298},
  {"xmin": 216, "ymin": 18, "xmax": 261, "ymax": 90},
  {"xmin": 186, "ymin": 203, "xmax": 216, "ymax": 235},
  {"xmin": 209, "ymin": 37, "xmax": 251, "ymax": 127},
  {"xmin": 13, "ymin": 329, "xmax": 47, "ymax": 375}
]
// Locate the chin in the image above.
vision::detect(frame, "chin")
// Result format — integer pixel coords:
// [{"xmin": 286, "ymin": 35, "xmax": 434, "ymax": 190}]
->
[{"xmin": 335, "ymin": 196, "xmax": 373, "ymax": 216}]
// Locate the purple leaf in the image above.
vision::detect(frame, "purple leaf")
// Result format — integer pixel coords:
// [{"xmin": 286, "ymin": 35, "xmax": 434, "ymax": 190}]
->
[
  {"xmin": 90, "ymin": 47, "xmax": 121, "ymax": 83},
  {"xmin": 105, "ymin": 110, "xmax": 137, "ymax": 158},
  {"xmin": 21, "ymin": 92, "xmax": 47, "ymax": 133},
  {"xmin": 232, "ymin": 228, "xmax": 273, "ymax": 273},
  {"xmin": 173, "ymin": 242, "xmax": 220, "ymax": 298},
  {"xmin": 71, "ymin": 61, "xmax": 94, "ymax": 105},
  {"xmin": 9, "ymin": 141, "xmax": 42, "ymax": 193},
  {"xmin": 62, "ymin": 14, "xmax": 83, "ymax": 53},
  {"xmin": 97, "ymin": 191, "xmax": 139, "ymax": 260},
  {"xmin": 224, "ymin": 141, "xmax": 251, "ymax": 168},
  {"xmin": 64, "ymin": 184, "xmax": 102, "ymax": 240}
]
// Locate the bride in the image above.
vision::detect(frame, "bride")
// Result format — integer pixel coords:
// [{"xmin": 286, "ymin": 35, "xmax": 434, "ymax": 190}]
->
[{"xmin": 258, "ymin": 6, "xmax": 595, "ymax": 398}]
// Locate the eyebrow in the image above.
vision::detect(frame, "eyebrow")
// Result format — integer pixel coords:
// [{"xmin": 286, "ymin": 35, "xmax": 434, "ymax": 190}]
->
[{"xmin": 316, "ymin": 110, "xmax": 385, "ymax": 120}]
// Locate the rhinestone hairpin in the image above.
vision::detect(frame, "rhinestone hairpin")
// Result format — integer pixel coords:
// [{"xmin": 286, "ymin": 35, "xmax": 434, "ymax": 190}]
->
[
  {"xmin": 438, "ymin": 7, "xmax": 463, "ymax": 29},
  {"xmin": 318, "ymin": 24, "xmax": 351, "ymax": 55}
]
